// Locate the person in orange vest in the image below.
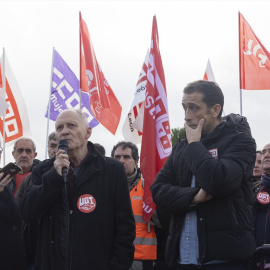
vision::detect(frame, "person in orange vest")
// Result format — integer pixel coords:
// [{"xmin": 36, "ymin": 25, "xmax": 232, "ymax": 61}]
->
[{"xmin": 112, "ymin": 141, "xmax": 157, "ymax": 270}]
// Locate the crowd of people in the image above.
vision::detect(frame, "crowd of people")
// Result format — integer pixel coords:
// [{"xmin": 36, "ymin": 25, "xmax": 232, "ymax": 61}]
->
[{"xmin": 0, "ymin": 80, "xmax": 269, "ymax": 270}]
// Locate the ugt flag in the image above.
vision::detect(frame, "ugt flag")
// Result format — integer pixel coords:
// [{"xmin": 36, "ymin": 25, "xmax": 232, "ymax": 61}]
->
[
  {"xmin": 140, "ymin": 16, "xmax": 172, "ymax": 223},
  {"xmin": 80, "ymin": 12, "xmax": 122, "ymax": 135},
  {"xmin": 122, "ymin": 50, "xmax": 149, "ymax": 144},
  {"xmin": 203, "ymin": 59, "xmax": 216, "ymax": 82},
  {"xmin": 239, "ymin": 12, "xmax": 270, "ymax": 90},
  {"xmin": 45, "ymin": 49, "xmax": 99, "ymax": 128},
  {"xmin": 0, "ymin": 51, "xmax": 31, "ymax": 144}
]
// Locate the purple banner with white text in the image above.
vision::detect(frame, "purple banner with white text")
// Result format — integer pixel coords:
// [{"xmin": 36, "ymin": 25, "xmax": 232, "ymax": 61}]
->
[{"xmin": 45, "ymin": 49, "xmax": 99, "ymax": 128}]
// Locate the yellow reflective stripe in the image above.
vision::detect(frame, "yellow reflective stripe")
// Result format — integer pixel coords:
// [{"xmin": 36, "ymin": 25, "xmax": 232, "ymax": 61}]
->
[{"xmin": 134, "ymin": 237, "xmax": 157, "ymax": 246}]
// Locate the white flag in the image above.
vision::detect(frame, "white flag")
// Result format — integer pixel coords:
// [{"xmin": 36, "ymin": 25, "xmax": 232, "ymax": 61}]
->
[
  {"xmin": 203, "ymin": 59, "xmax": 216, "ymax": 82},
  {"xmin": 122, "ymin": 50, "xmax": 149, "ymax": 144},
  {"xmin": 0, "ymin": 51, "xmax": 31, "ymax": 145}
]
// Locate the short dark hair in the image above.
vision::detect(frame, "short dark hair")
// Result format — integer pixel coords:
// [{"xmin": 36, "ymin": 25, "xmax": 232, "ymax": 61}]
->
[
  {"xmin": 183, "ymin": 80, "xmax": 224, "ymax": 119},
  {"xmin": 94, "ymin": 143, "xmax": 106, "ymax": 156},
  {"xmin": 111, "ymin": 141, "xmax": 139, "ymax": 162},
  {"xmin": 48, "ymin": 131, "xmax": 56, "ymax": 141},
  {"xmin": 256, "ymin": 150, "xmax": 262, "ymax": 155}
]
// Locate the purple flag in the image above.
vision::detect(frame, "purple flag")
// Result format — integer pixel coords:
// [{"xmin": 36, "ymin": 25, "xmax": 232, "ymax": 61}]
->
[{"xmin": 45, "ymin": 49, "xmax": 99, "ymax": 128}]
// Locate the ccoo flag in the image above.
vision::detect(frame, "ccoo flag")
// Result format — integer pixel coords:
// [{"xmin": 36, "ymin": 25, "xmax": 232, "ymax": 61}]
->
[
  {"xmin": 80, "ymin": 12, "xmax": 122, "ymax": 135},
  {"xmin": 140, "ymin": 16, "xmax": 172, "ymax": 223},
  {"xmin": 0, "ymin": 51, "xmax": 31, "ymax": 145},
  {"xmin": 239, "ymin": 12, "xmax": 270, "ymax": 90},
  {"xmin": 45, "ymin": 49, "xmax": 99, "ymax": 128},
  {"xmin": 122, "ymin": 50, "xmax": 149, "ymax": 144},
  {"xmin": 203, "ymin": 59, "xmax": 216, "ymax": 82}
]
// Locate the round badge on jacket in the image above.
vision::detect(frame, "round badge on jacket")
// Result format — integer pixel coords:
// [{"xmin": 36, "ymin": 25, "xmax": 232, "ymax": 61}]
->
[
  {"xmin": 257, "ymin": 191, "xmax": 270, "ymax": 204},
  {"xmin": 77, "ymin": 194, "xmax": 97, "ymax": 213}
]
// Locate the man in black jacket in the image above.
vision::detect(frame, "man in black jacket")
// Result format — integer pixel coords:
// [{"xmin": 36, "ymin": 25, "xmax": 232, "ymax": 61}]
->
[
  {"xmin": 20, "ymin": 109, "xmax": 135, "ymax": 270},
  {"xmin": 151, "ymin": 80, "xmax": 256, "ymax": 270},
  {"xmin": 253, "ymin": 143, "xmax": 270, "ymax": 269}
]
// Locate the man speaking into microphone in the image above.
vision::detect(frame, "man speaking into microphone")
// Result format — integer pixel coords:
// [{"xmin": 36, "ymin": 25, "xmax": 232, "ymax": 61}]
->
[{"xmin": 19, "ymin": 109, "xmax": 135, "ymax": 270}]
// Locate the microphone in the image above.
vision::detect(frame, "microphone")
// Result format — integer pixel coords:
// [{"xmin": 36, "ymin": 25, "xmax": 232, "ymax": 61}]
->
[{"xmin": 58, "ymin": 139, "xmax": 68, "ymax": 183}]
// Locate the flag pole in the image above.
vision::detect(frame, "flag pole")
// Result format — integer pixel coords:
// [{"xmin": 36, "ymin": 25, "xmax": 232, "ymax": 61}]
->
[
  {"xmin": 2, "ymin": 48, "xmax": 6, "ymax": 166},
  {"xmin": 238, "ymin": 11, "xmax": 243, "ymax": 116},
  {"xmin": 45, "ymin": 47, "xmax": 55, "ymax": 159},
  {"xmin": 79, "ymin": 11, "xmax": 82, "ymax": 111}
]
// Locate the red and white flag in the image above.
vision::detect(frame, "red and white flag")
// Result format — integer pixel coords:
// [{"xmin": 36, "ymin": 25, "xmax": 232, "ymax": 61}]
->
[
  {"xmin": 80, "ymin": 12, "xmax": 122, "ymax": 134},
  {"xmin": 203, "ymin": 59, "xmax": 216, "ymax": 82},
  {"xmin": 140, "ymin": 16, "xmax": 172, "ymax": 223},
  {"xmin": 239, "ymin": 12, "xmax": 270, "ymax": 90},
  {"xmin": 0, "ymin": 51, "xmax": 31, "ymax": 145},
  {"xmin": 122, "ymin": 50, "xmax": 149, "ymax": 144}
]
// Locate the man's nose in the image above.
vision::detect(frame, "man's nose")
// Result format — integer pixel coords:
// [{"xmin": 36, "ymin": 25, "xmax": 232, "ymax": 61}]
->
[
  {"xmin": 119, "ymin": 156, "xmax": 125, "ymax": 163},
  {"xmin": 184, "ymin": 109, "xmax": 191, "ymax": 122},
  {"xmin": 61, "ymin": 126, "xmax": 69, "ymax": 135}
]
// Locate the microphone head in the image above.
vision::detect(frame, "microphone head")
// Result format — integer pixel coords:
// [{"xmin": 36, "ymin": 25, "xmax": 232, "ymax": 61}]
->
[{"xmin": 58, "ymin": 139, "xmax": 68, "ymax": 153}]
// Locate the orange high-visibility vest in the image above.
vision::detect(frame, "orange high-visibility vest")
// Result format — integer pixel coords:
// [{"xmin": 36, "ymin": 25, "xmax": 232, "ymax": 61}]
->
[{"xmin": 130, "ymin": 177, "xmax": 157, "ymax": 260}]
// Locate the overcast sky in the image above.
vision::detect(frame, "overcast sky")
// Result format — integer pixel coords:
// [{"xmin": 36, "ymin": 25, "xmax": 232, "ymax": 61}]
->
[{"xmin": 1, "ymin": 0, "xmax": 270, "ymax": 166}]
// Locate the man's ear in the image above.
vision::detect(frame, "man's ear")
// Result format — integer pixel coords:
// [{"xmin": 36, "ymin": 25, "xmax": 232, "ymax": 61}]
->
[
  {"xmin": 86, "ymin": 127, "xmax": 92, "ymax": 139},
  {"xmin": 212, "ymin": 104, "xmax": 221, "ymax": 118}
]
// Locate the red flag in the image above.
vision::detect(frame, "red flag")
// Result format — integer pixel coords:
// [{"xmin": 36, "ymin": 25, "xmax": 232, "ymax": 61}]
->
[
  {"xmin": 140, "ymin": 16, "xmax": 172, "ymax": 223},
  {"xmin": 203, "ymin": 59, "xmax": 216, "ymax": 82},
  {"xmin": 239, "ymin": 12, "xmax": 270, "ymax": 90},
  {"xmin": 80, "ymin": 12, "xmax": 122, "ymax": 134}
]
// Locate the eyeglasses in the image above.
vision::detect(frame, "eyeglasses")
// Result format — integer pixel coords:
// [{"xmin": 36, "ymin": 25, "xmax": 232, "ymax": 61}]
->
[{"xmin": 0, "ymin": 147, "xmax": 3, "ymax": 154}]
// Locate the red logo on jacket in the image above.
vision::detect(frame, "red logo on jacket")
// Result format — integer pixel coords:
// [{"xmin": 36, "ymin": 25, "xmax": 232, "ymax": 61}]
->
[
  {"xmin": 209, "ymin": 148, "xmax": 218, "ymax": 159},
  {"xmin": 257, "ymin": 192, "xmax": 270, "ymax": 204},
  {"xmin": 77, "ymin": 194, "xmax": 96, "ymax": 213}
]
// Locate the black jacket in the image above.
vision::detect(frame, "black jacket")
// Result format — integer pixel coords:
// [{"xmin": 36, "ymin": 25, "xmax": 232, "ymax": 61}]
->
[
  {"xmin": 151, "ymin": 114, "xmax": 256, "ymax": 266},
  {"xmin": 0, "ymin": 186, "xmax": 25, "ymax": 270},
  {"xmin": 20, "ymin": 142, "xmax": 135, "ymax": 270}
]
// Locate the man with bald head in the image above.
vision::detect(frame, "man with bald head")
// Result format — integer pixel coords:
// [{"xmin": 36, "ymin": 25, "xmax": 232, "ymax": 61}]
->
[{"xmin": 20, "ymin": 108, "xmax": 135, "ymax": 270}]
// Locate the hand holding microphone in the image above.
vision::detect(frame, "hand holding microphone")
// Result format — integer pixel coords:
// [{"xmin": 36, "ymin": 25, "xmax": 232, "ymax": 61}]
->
[{"xmin": 54, "ymin": 139, "xmax": 69, "ymax": 183}]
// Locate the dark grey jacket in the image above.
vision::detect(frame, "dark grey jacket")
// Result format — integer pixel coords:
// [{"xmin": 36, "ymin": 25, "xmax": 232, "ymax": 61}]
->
[{"xmin": 151, "ymin": 114, "xmax": 256, "ymax": 266}]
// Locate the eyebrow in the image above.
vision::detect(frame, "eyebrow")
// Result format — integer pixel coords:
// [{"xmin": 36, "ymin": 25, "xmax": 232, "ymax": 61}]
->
[{"xmin": 17, "ymin": 148, "xmax": 33, "ymax": 151}]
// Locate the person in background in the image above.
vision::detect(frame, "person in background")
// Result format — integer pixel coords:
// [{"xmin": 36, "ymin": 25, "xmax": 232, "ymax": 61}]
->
[
  {"xmin": 9, "ymin": 138, "xmax": 39, "ymax": 195},
  {"xmin": 20, "ymin": 109, "xmax": 135, "ymax": 270},
  {"xmin": 112, "ymin": 141, "xmax": 157, "ymax": 270},
  {"xmin": 16, "ymin": 132, "xmax": 56, "ymax": 200},
  {"xmin": 253, "ymin": 151, "xmax": 263, "ymax": 194},
  {"xmin": 151, "ymin": 80, "xmax": 256, "ymax": 270},
  {"xmin": 16, "ymin": 132, "xmax": 57, "ymax": 270},
  {"xmin": 0, "ymin": 142, "xmax": 25, "ymax": 270},
  {"xmin": 253, "ymin": 143, "xmax": 270, "ymax": 269},
  {"xmin": 94, "ymin": 143, "xmax": 106, "ymax": 156},
  {"xmin": 47, "ymin": 131, "xmax": 58, "ymax": 159}
]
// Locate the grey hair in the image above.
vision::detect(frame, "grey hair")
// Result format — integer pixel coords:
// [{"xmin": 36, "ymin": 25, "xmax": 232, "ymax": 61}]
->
[
  {"xmin": 57, "ymin": 109, "xmax": 89, "ymax": 128},
  {"xmin": 13, "ymin": 138, "xmax": 36, "ymax": 152}
]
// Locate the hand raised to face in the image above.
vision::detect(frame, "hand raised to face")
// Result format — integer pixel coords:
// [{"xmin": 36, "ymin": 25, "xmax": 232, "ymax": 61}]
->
[{"xmin": 184, "ymin": 118, "xmax": 204, "ymax": 144}]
